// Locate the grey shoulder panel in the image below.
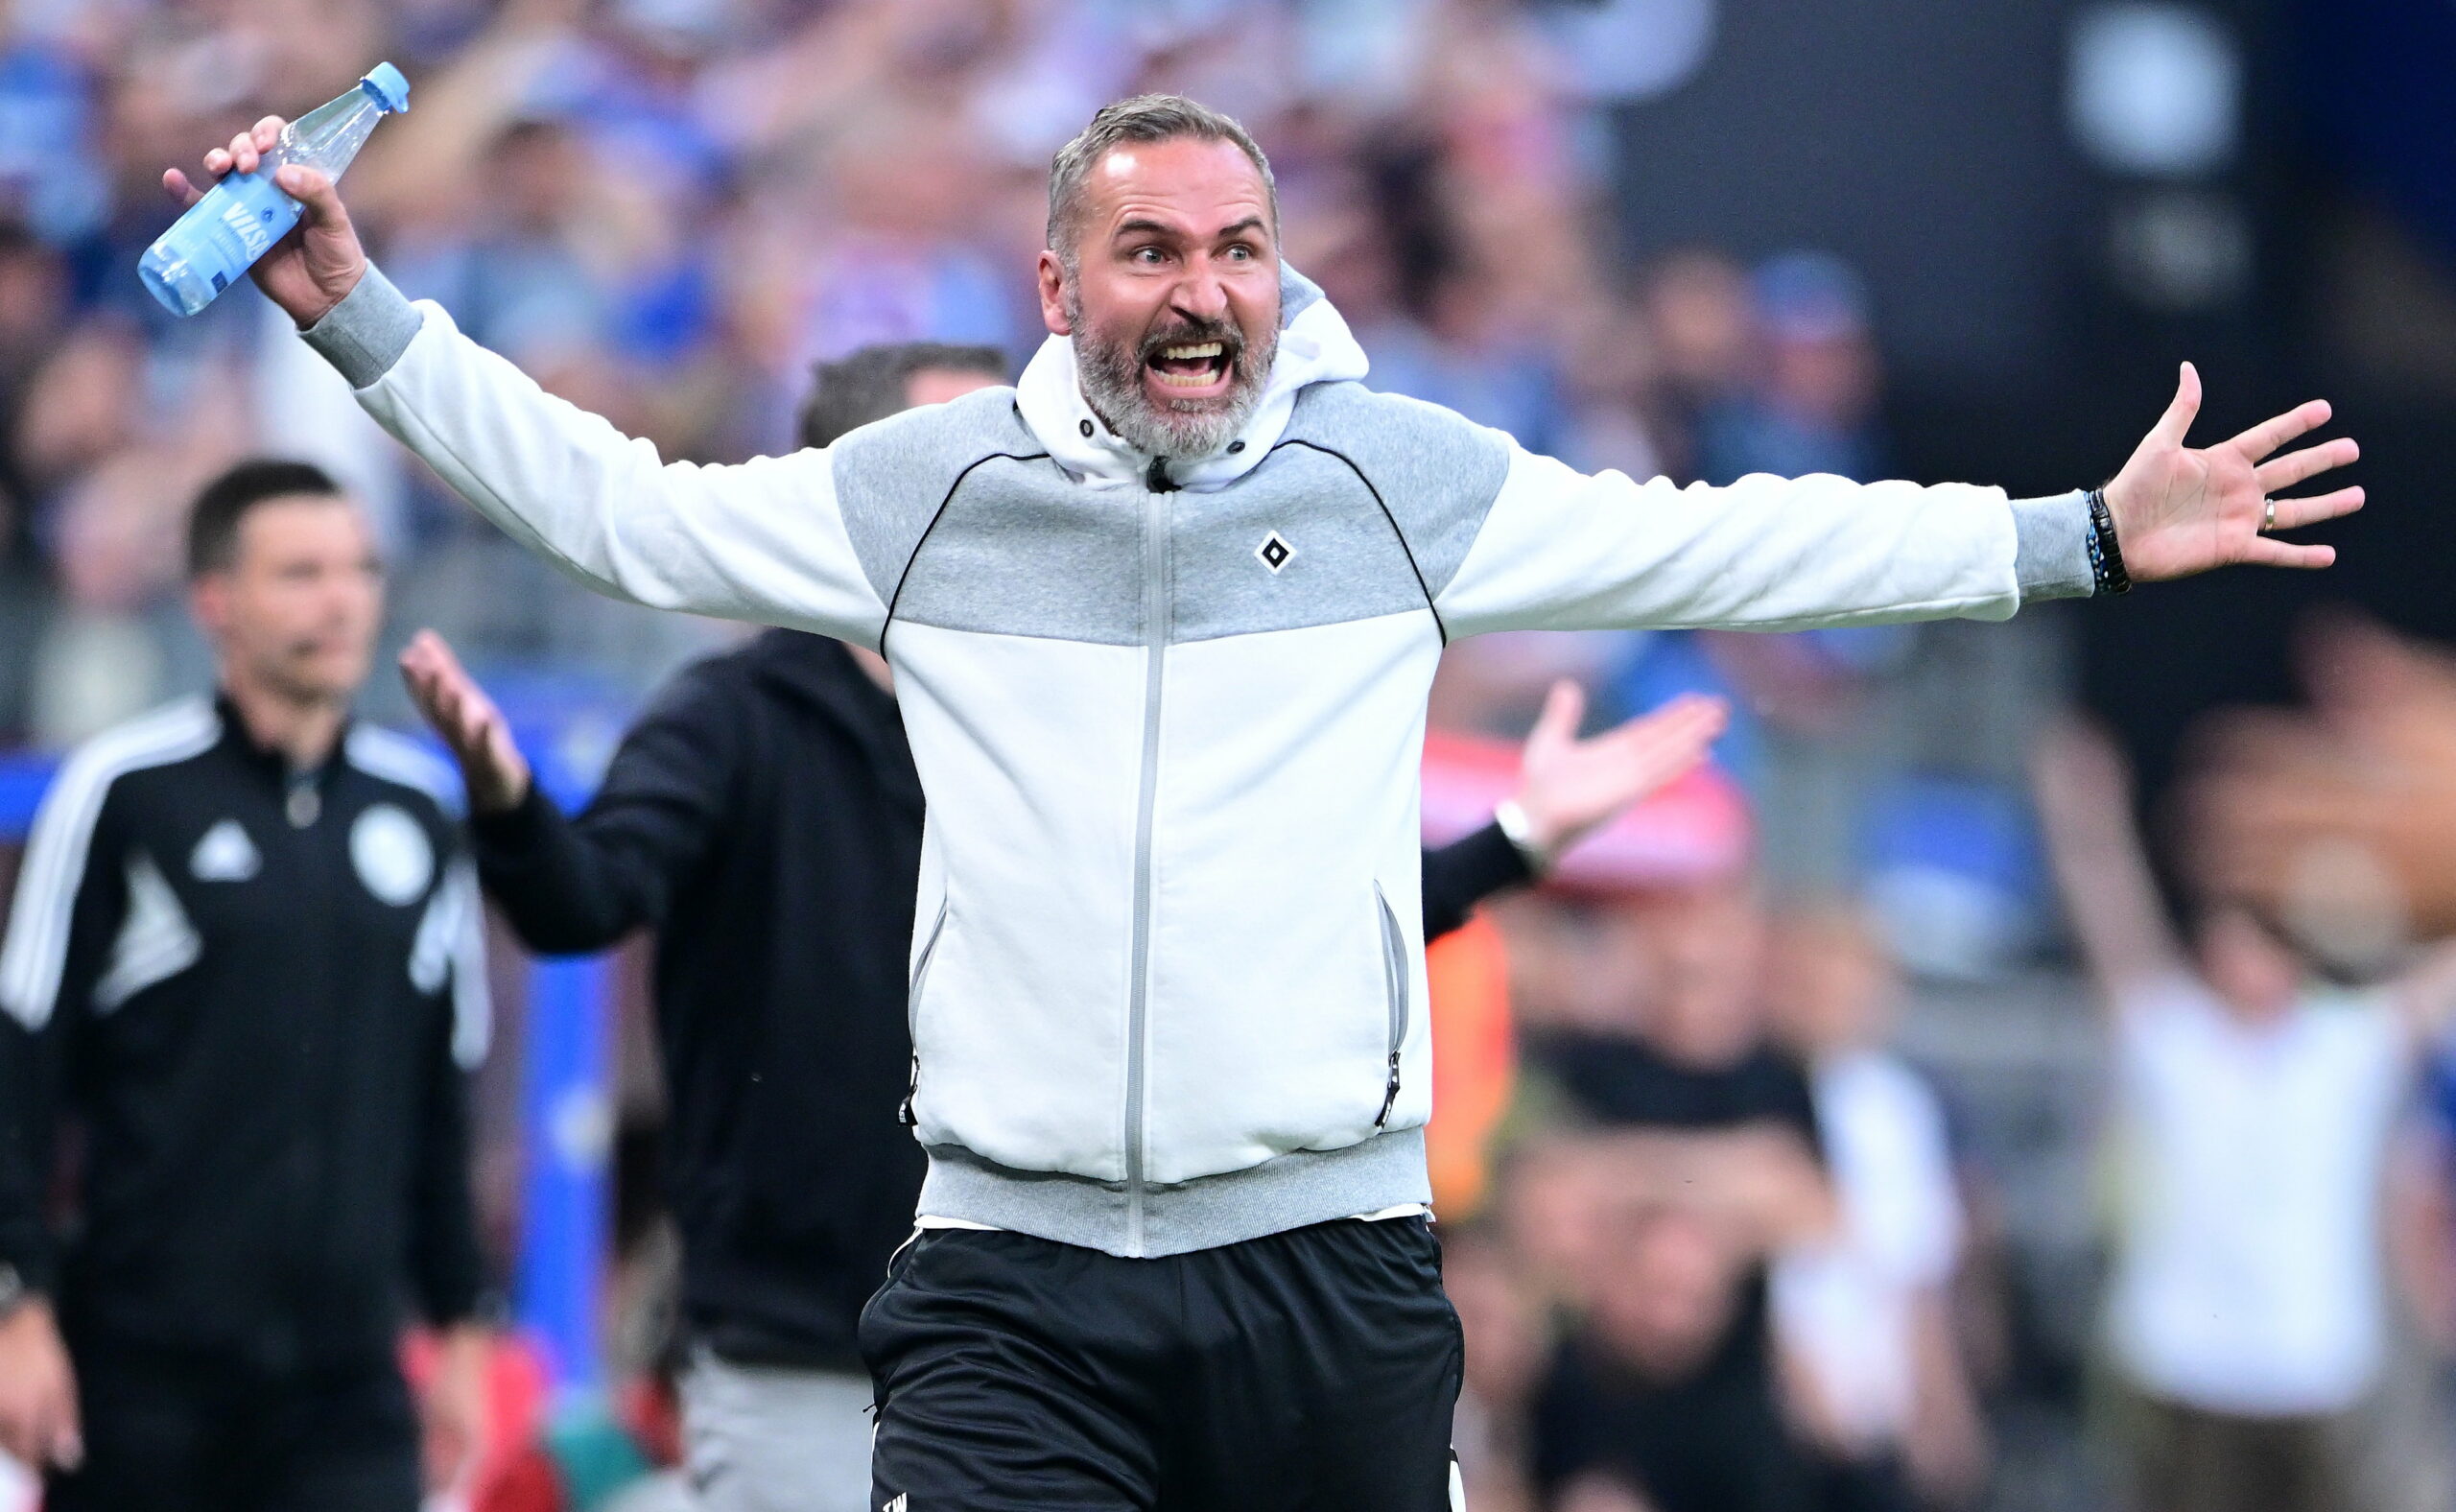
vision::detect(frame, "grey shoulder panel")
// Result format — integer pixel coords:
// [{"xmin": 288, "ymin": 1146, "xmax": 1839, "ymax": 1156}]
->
[
  {"xmin": 1276, "ymin": 384, "xmax": 1511, "ymax": 603},
  {"xmin": 828, "ymin": 386, "xmax": 1045, "ymax": 609}
]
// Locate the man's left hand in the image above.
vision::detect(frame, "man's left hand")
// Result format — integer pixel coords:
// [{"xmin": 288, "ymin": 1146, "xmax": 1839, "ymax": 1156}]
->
[
  {"xmin": 2103, "ymin": 362, "xmax": 2362, "ymax": 580},
  {"xmin": 1511, "ymin": 683, "xmax": 1729, "ymax": 856}
]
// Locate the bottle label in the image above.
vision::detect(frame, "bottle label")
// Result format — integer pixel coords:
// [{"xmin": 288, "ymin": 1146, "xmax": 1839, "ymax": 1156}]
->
[{"xmin": 217, "ymin": 178, "xmax": 283, "ymax": 261}]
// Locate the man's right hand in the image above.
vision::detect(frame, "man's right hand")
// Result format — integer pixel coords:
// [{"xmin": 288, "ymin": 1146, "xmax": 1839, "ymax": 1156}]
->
[
  {"xmin": 401, "ymin": 631, "xmax": 533, "ymax": 815},
  {"xmin": 0, "ymin": 1299, "xmax": 81, "ymax": 1472},
  {"xmin": 161, "ymin": 115, "xmax": 369, "ymax": 328}
]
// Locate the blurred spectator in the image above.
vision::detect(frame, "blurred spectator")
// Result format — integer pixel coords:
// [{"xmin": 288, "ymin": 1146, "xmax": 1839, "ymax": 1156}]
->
[
  {"xmin": 23, "ymin": 450, "xmax": 202, "ymax": 744},
  {"xmin": 0, "ymin": 223, "xmax": 68, "ymax": 503},
  {"xmin": 1533, "ymin": 1167, "xmax": 1808, "ymax": 1512},
  {"xmin": 1520, "ymin": 877, "xmax": 1835, "ymax": 1512},
  {"xmin": 2035, "ymin": 720, "xmax": 2456, "ymax": 1512},
  {"xmin": 1696, "ymin": 252, "xmax": 1880, "ymax": 488},
  {"xmin": 2189, "ymin": 616, "xmax": 2456, "ymax": 944},
  {"xmin": 1764, "ymin": 903, "xmax": 1990, "ymax": 1511},
  {"xmin": 1640, "ymin": 248, "xmax": 1754, "ymax": 486}
]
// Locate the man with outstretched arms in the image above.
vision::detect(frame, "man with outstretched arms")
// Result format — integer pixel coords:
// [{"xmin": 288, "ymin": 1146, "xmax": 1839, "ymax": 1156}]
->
[
  {"xmin": 396, "ymin": 340, "xmax": 1725, "ymax": 1512},
  {"xmin": 172, "ymin": 93, "xmax": 2362, "ymax": 1511}
]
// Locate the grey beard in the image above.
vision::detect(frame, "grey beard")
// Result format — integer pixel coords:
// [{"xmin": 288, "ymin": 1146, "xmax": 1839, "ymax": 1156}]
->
[{"xmin": 1071, "ymin": 298, "xmax": 1277, "ymax": 461}]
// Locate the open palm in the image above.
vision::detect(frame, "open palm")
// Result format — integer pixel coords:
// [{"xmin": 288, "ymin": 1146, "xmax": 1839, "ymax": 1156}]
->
[
  {"xmin": 1511, "ymin": 683, "xmax": 1729, "ymax": 855},
  {"xmin": 2104, "ymin": 362, "xmax": 2362, "ymax": 580}
]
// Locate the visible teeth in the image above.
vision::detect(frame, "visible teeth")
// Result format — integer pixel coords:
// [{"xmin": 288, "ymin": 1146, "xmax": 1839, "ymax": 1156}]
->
[
  {"xmin": 1154, "ymin": 369, "xmax": 1219, "ymax": 387},
  {"xmin": 1158, "ymin": 342, "xmax": 1223, "ymax": 360}
]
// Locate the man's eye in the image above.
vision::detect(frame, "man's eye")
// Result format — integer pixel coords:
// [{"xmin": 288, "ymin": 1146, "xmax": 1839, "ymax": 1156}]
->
[
  {"xmin": 1132, "ymin": 247, "xmax": 1166, "ymax": 265},
  {"xmin": 1224, "ymin": 245, "xmax": 1252, "ymax": 261}
]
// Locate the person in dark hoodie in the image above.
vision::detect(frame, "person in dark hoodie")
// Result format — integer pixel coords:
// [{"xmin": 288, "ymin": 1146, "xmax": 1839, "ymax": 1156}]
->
[{"xmin": 400, "ymin": 340, "xmax": 1732, "ymax": 1512}]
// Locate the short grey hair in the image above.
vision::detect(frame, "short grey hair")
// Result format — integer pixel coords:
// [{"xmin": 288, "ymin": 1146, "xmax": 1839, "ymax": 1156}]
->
[{"xmin": 1046, "ymin": 94, "xmax": 1278, "ymax": 265}]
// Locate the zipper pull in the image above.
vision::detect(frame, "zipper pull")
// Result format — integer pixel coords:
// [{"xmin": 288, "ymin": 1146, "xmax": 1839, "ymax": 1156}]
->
[
  {"xmin": 1145, "ymin": 455, "xmax": 1179, "ymax": 492},
  {"xmin": 898, "ymin": 1055, "xmax": 920, "ymax": 1126},
  {"xmin": 1375, "ymin": 1051, "xmax": 1403, "ymax": 1128}
]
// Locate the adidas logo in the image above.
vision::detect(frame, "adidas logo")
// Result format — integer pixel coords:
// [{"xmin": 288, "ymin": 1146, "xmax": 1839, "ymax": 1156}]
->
[{"xmin": 190, "ymin": 819, "xmax": 260, "ymax": 883}]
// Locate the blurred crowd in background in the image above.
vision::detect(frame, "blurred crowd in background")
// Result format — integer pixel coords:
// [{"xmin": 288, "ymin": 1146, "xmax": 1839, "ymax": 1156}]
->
[{"xmin": 5, "ymin": 0, "xmax": 2456, "ymax": 1510}]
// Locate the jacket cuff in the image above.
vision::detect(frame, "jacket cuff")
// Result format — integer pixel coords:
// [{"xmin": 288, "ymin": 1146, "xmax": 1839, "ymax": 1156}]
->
[
  {"xmin": 2011, "ymin": 489, "xmax": 2095, "ymax": 601},
  {"xmin": 299, "ymin": 263, "xmax": 420, "ymax": 390},
  {"xmin": 1452, "ymin": 819, "xmax": 1537, "ymax": 898},
  {"xmin": 468, "ymin": 782, "xmax": 559, "ymax": 861}
]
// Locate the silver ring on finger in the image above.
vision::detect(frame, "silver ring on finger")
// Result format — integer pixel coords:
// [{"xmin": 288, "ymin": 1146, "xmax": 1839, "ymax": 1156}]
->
[{"xmin": 2260, "ymin": 497, "xmax": 2277, "ymax": 533}]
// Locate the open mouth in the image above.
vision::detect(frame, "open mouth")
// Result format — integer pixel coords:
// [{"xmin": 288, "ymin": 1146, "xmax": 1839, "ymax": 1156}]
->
[{"xmin": 1145, "ymin": 340, "xmax": 1233, "ymax": 391}]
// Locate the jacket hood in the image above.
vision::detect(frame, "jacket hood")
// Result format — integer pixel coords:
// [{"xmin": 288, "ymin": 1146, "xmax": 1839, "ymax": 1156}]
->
[{"xmin": 1013, "ymin": 264, "xmax": 1370, "ymax": 492}]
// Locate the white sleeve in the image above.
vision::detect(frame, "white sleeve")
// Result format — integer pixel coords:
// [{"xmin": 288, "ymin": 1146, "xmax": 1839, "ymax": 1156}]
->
[
  {"xmin": 310, "ymin": 274, "xmax": 890, "ymax": 648},
  {"xmin": 1433, "ymin": 442, "xmax": 2055, "ymax": 639}
]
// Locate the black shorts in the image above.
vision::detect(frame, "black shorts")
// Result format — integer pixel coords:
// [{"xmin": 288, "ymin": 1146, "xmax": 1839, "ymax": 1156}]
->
[
  {"xmin": 861, "ymin": 1215, "xmax": 1464, "ymax": 1511},
  {"xmin": 49, "ymin": 1339, "xmax": 419, "ymax": 1512}
]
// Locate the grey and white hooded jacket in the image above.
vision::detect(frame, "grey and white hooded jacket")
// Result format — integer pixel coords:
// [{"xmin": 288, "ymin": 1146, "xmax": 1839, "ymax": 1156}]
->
[{"xmin": 304, "ymin": 264, "xmax": 2094, "ymax": 1259}]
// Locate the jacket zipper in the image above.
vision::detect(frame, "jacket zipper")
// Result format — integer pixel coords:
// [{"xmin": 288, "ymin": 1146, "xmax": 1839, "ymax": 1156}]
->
[
  {"xmin": 1124, "ymin": 461, "xmax": 1174, "ymax": 1253},
  {"xmin": 897, "ymin": 897, "xmax": 951, "ymax": 1127},
  {"xmin": 1373, "ymin": 884, "xmax": 1408, "ymax": 1128}
]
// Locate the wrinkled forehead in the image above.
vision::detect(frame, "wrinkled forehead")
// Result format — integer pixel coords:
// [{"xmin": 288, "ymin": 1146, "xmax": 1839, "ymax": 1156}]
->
[{"xmin": 1079, "ymin": 137, "xmax": 1275, "ymax": 244}]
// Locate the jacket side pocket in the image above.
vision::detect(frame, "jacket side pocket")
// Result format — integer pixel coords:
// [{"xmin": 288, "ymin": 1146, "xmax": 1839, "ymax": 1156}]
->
[
  {"xmin": 1373, "ymin": 884, "xmax": 1408, "ymax": 1128},
  {"xmin": 897, "ymin": 898, "xmax": 951, "ymax": 1127}
]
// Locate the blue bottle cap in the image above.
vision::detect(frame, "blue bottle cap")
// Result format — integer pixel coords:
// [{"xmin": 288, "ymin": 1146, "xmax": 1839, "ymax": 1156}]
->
[{"xmin": 359, "ymin": 61, "xmax": 410, "ymax": 113}]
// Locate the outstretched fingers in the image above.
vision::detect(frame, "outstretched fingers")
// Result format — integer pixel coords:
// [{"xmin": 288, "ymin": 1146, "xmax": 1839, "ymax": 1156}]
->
[
  {"xmin": 2255, "ymin": 436, "xmax": 2357, "ymax": 494},
  {"xmin": 1528, "ymin": 679, "xmax": 1585, "ymax": 752},
  {"xmin": 2225, "ymin": 398, "xmax": 2332, "ymax": 463},
  {"xmin": 1608, "ymin": 695, "xmax": 1729, "ymax": 780},
  {"xmin": 2240, "ymin": 535, "xmax": 2338, "ymax": 570},
  {"xmin": 2150, "ymin": 361, "xmax": 2203, "ymax": 446},
  {"xmin": 2267, "ymin": 484, "xmax": 2365, "ymax": 532}
]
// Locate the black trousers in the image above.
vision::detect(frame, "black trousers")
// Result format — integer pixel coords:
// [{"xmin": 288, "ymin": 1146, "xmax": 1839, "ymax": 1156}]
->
[
  {"xmin": 861, "ymin": 1216, "xmax": 1464, "ymax": 1511},
  {"xmin": 48, "ymin": 1339, "xmax": 420, "ymax": 1512}
]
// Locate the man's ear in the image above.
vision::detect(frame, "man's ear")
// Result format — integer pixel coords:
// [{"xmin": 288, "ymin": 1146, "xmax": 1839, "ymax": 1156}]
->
[
  {"xmin": 1037, "ymin": 249, "xmax": 1072, "ymax": 337},
  {"xmin": 189, "ymin": 573, "xmax": 228, "ymax": 638}
]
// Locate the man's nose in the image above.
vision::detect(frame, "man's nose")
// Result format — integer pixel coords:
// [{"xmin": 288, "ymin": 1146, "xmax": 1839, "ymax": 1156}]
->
[{"xmin": 1170, "ymin": 263, "xmax": 1232, "ymax": 322}]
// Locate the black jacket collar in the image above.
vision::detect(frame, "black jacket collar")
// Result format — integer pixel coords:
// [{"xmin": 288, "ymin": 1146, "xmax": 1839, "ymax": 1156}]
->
[{"xmin": 212, "ymin": 690, "xmax": 351, "ymax": 787}]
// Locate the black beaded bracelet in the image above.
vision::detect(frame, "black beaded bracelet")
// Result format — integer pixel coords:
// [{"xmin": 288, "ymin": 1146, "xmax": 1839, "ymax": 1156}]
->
[{"xmin": 2085, "ymin": 487, "xmax": 2132, "ymax": 596}]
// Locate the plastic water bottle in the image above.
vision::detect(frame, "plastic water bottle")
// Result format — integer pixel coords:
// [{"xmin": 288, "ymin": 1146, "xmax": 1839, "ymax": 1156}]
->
[{"xmin": 139, "ymin": 63, "xmax": 410, "ymax": 317}]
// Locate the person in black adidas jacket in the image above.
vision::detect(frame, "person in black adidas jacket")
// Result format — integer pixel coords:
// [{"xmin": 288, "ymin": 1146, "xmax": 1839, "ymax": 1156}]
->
[
  {"xmin": 0, "ymin": 461, "xmax": 493, "ymax": 1511},
  {"xmin": 394, "ymin": 342, "xmax": 1730, "ymax": 1512}
]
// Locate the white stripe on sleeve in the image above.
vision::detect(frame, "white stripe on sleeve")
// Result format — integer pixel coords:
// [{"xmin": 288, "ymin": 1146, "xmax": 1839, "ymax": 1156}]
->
[{"xmin": 0, "ymin": 700, "xmax": 220, "ymax": 1029}]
